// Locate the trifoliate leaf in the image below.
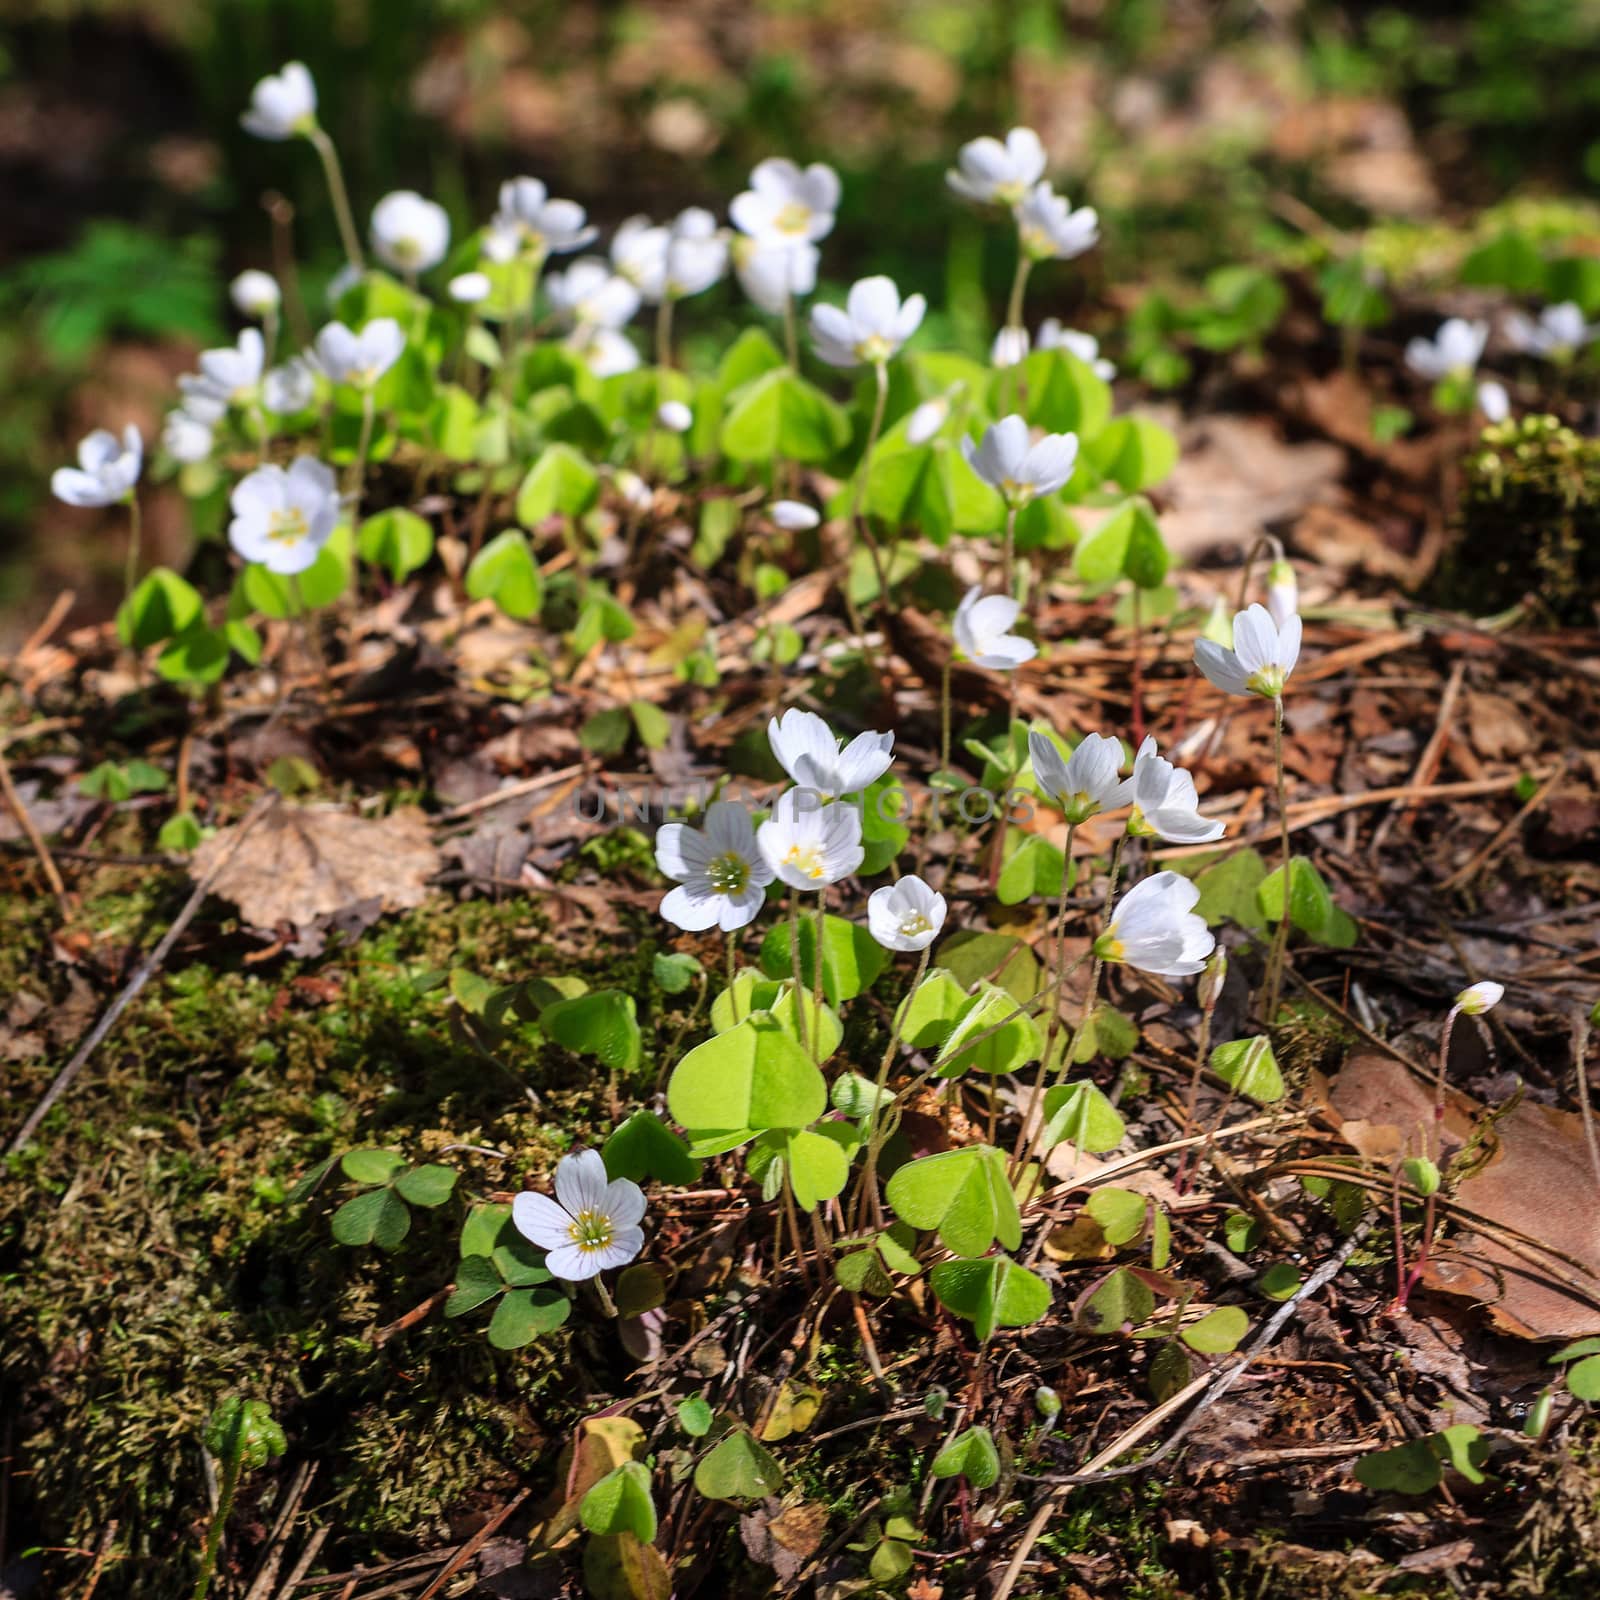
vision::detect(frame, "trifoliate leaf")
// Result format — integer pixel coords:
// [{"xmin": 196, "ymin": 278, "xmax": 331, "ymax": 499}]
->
[
  {"xmin": 930, "ymin": 1426, "xmax": 1001, "ymax": 1488},
  {"xmin": 693, "ymin": 1429, "xmax": 784, "ymax": 1500},
  {"xmin": 929, "ymin": 1253, "xmax": 1051, "ymax": 1341},
  {"xmin": 885, "ymin": 1145, "xmax": 1021, "ymax": 1257}
]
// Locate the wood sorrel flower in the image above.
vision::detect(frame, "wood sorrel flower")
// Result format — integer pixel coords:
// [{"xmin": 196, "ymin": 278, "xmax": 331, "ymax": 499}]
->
[
  {"xmin": 370, "ymin": 190, "xmax": 451, "ymax": 275},
  {"xmin": 313, "ymin": 319, "xmax": 405, "ymax": 389},
  {"xmin": 228, "ymin": 456, "xmax": 340, "ymax": 576},
  {"xmin": 1127, "ymin": 737, "xmax": 1225, "ymax": 844},
  {"xmin": 809, "ymin": 275, "xmax": 926, "ymax": 368},
  {"xmin": 654, "ymin": 801, "xmax": 773, "ymax": 932},
  {"xmin": 162, "ymin": 410, "xmax": 213, "ymax": 465},
  {"xmin": 1015, "ymin": 182, "xmax": 1099, "ymax": 262},
  {"xmin": 194, "ymin": 328, "xmax": 266, "ymax": 409},
  {"xmin": 545, "ymin": 259, "xmax": 642, "ymax": 330},
  {"xmin": 768, "ymin": 708, "xmax": 894, "ymax": 799},
  {"xmin": 241, "ymin": 62, "xmax": 316, "ymax": 141},
  {"xmin": 960, "ymin": 414, "xmax": 1077, "ymax": 508},
  {"xmin": 1266, "ymin": 557, "xmax": 1298, "ymax": 630},
  {"xmin": 1193, "ymin": 603, "xmax": 1301, "ymax": 700},
  {"xmin": 1455, "ymin": 980, "xmax": 1503, "ymax": 1015},
  {"xmin": 953, "ymin": 586, "xmax": 1035, "ymax": 670},
  {"xmin": 613, "ymin": 209, "xmax": 727, "ymax": 302},
  {"xmin": 230, "ymin": 270, "xmax": 281, "ymax": 320},
  {"xmin": 1504, "ymin": 302, "xmax": 1595, "ymax": 361},
  {"xmin": 513, "ymin": 1149, "xmax": 645, "ymax": 1281},
  {"xmin": 990, "ymin": 326, "xmax": 1030, "ymax": 369},
  {"xmin": 731, "ymin": 159, "xmax": 840, "ymax": 246},
  {"xmin": 1036, "ymin": 320, "xmax": 1116, "ymax": 380},
  {"xmin": 1028, "ymin": 730, "xmax": 1130, "ymax": 825},
  {"xmin": 486, "ymin": 178, "xmax": 597, "ymax": 259},
  {"xmin": 758, "ymin": 796, "xmax": 864, "ymax": 890},
  {"xmin": 1404, "ymin": 318, "xmax": 1488, "ymax": 382},
  {"xmin": 731, "ymin": 235, "xmax": 819, "ymax": 315},
  {"xmin": 867, "ymin": 874, "xmax": 947, "ymax": 953},
  {"xmin": 946, "ymin": 127, "xmax": 1047, "ymax": 207},
  {"xmin": 52, "ymin": 426, "xmax": 142, "ymax": 507},
  {"xmin": 263, "ymin": 359, "xmax": 317, "ymax": 416},
  {"xmin": 1095, "ymin": 872, "xmax": 1215, "ymax": 978},
  {"xmin": 769, "ymin": 500, "xmax": 820, "ymax": 531}
]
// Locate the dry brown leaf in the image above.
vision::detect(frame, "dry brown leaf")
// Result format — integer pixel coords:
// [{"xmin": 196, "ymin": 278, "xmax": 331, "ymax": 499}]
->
[{"xmin": 192, "ymin": 804, "xmax": 439, "ymax": 930}]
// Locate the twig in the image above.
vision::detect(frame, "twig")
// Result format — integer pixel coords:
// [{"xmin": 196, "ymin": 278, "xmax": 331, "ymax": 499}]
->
[
  {"xmin": 413, "ymin": 1490, "xmax": 528, "ymax": 1599},
  {"xmin": 6, "ymin": 792, "xmax": 279, "ymax": 1156},
  {"xmin": 78, "ymin": 1521, "xmax": 119, "ymax": 1600},
  {"xmin": 434, "ymin": 763, "xmax": 589, "ymax": 823},
  {"xmin": 273, "ymin": 1527, "xmax": 330, "ymax": 1600},
  {"xmin": 1370, "ymin": 657, "xmax": 1465, "ymax": 856},
  {"xmin": 1439, "ymin": 758, "xmax": 1568, "ymax": 891},
  {"xmin": 0, "ymin": 741, "xmax": 67, "ymax": 911}
]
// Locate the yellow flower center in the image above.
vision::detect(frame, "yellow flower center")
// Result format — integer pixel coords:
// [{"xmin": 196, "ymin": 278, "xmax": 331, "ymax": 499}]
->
[
  {"xmin": 1246, "ymin": 666, "xmax": 1285, "ymax": 700},
  {"xmin": 707, "ymin": 851, "xmax": 750, "ymax": 895},
  {"xmin": 567, "ymin": 1208, "xmax": 615, "ymax": 1254},
  {"xmin": 774, "ymin": 201, "xmax": 812, "ymax": 235},
  {"xmin": 267, "ymin": 507, "xmax": 309, "ymax": 545},
  {"xmin": 782, "ymin": 843, "xmax": 827, "ymax": 880},
  {"xmin": 898, "ymin": 911, "xmax": 933, "ymax": 937},
  {"xmin": 1093, "ymin": 930, "xmax": 1126, "ymax": 963}
]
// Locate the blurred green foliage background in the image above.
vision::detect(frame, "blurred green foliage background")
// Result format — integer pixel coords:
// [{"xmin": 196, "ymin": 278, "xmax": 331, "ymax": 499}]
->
[{"xmin": 2, "ymin": 0, "xmax": 1598, "ymax": 636}]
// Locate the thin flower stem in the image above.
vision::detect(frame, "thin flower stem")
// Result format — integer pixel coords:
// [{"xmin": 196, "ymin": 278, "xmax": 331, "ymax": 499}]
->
[
  {"xmin": 851, "ymin": 946, "xmax": 931, "ymax": 1233},
  {"xmin": 1048, "ymin": 835, "xmax": 1124, "ymax": 1088},
  {"xmin": 788, "ymin": 891, "xmax": 811, "ymax": 1056},
  {"xmin": 849, "ymin": 361, "xmax": 893, "ymax": 610},
  {"xmin": 782, "ymin": 1172, "xmax": 814, "ymax": 1290},
  {"xmin": 1005, "ymin": 254, "xmax": 1035, "ymax": 338},
  {"xmin": 1002, "ymin": 504, "xmax": 1018, "ymax": 599},
  {"xmin": 812, "ymin": 891, "xmax": 827, "ymax": 1062},
  {"xmin": 307, "ymin": 127, "xmax": 365, "ymax": 275},
  {"xmin": 263, "ymin": 305, "xmax": 279, "ymax": 368},
  {"xmin": 290, "ymin": 573, "xmax": 331, "ymax": 695},
  {"xmin": 656, "ymin": 295, "xmax": 676, "ymax": 370},
  {"xmin": 1263, "ymin": 695, "xmax": 1291, "ymax": 1020},
  {"xmin": 782, "ymin": 291, "xmax": 799, "ymax": 371},
  {"xmin": 123, "ymin": 496, "xmax": 142, "ymax": 600},
  {"xmin": 348, "ymin": 389, "xmax": 377, "ymax": 525},
  {"xmin": 726, "ymin": 928, "xmax": 739, "ymax": 1023},
  {"xmin": 592, "ymin": 1275, "xmax": 619, "ymax": 1318}
]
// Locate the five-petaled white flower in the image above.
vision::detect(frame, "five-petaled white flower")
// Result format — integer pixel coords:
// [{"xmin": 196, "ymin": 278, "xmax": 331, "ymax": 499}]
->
[
  {"xmin": 867, "ymin": 874, "xmax": 947, "ymax": 953},
  {"xmin": 1028, "ymin": 730, "xmax": 1130, "ymax": 825},
  {"xmin": 162, "ymin": 411, "xmax": 213, "ymax": 465},
  {"xmin": 563, "ymin": 323, "xmax": 640, "ymax": 378},
  {"xmin": 946, "ymin": 127, "xmax": 1047, "ymax": 207},
  {"xmin": 1095, "ymin": 871, "xmax": 1215, "ymax": 978},
  {"xmin": 1127, "ymin": 737, "xmax": 1225, "ymax": 844},
  {"xmin": 758, "ymin": 796, "xmax": 864, "ymax": 890},
  {"xmin": 1016, "ymin": 182, "xmax": 1099, "ymax": 262},
  {"xmin": 314, "ymin": 319, "xmax": 405, "ymax": 389},
  {"xmin": 513, "ymin": 1149, "xmax": 646, "ymax": 1281},
  {"xmin": 545, "ymin": 258, "xmax": 642, "ymax": 329},
  {"xmin": 370, "ymin": 190, "xmax": 451, "ymax": 275},
  {"xmin": 732, "ymin": 158, "xmax": 840, "ymax": 245},
  {"xmin": 194, "ymin": 327, "xmax": 266, "ymax": 408},
  {"xmin": 654, "ymin": 800, "xmax": 773, "ymax": 932},
  {"xmin": 1194, "ymin": 603, "xmax": 1302, "ymax": 700},
  {"xmin": 810, "ymin": 276, "xmax": 926, "ymax": 368},
  {"xmin": 228, "ymin": 456, "xmax": 341, "ymax": 576},
  {"xmin": 241, "ymin": 62, "xmax": 316, "ymax": 141},
  {"xmin": 731, "ymin": 235, "xmax": 819, "ymax": 316},
  {"xmin": 613, "ymin": 209, "xmax": 728, "ymax": 302},
  {"xmin": 1037, "ymin": 320, "xmax": 1116, "ymax": 380},
  {"xmin": 769, "ymin": 708, "xmax": 894, "ymax": 799},
  {"xmin": 1404, "ymin": 318, "xmax": 1488, "ymax": 382},
  {"xmin": 230, "ymin": 270, "xmax": 281, "ymax": 319},
  {"xmin": 263, "ymin": 358, "xmax": 318, "ymax": 415},
  {"xmin": 954, "ymin": 586, "xmax": 1036, "ymax": 670},
  {"xmin": 52, "ymin": 426, "xmax": 142, "ymax": 507},
  {"xmin": 770, "ymin": 500, "xmax": 820, "ymax": 531},
  {"xmin": 486, "ymin": 177, "xmax": 597, "ymax": 260},
  {"xmin": 960, "ymin": 414, "xmax": 1078, "ymax": 507},
  {"xmin": 1504, "ymin": 302, "xmax": 1594, "ymax": 361},
  {"xmin": 1455, "ymin": 980, "xmax": 1504, "ymax": 1016}
]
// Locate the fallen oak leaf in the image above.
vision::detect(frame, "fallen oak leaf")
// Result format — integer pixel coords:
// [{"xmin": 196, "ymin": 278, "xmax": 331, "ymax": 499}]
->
[{"xmin": 191, "ymin": 804, "xmax": 440, "ymax": 931}]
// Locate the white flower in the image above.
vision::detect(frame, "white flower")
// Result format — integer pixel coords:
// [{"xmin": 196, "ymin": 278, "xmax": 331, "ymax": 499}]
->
[
  {"xmin": 1455, "ymin": 980, "xmax": 1503, "ymax": 1016},
  {"xmin": 946, "ymin": 127, "xmax": 1047, "ymax": 207},
  {"xmin": 990, "ymin": 326, "xmax": 1030, "ymax": 369},
  {"xmin": 770, "ymin": 500, "xmax": 820, "ymax": 531},
  {"xmin": 1476, "ymin": 379, "xmax": 1509, "ymax": 422},
  {"xmin": 1126, "ymin": 737, "xmax": 1225, "ymax": 844},
  {"xmin": 564, "ymin": 324, "xmax": 640, "ymax": 378},
  {"xmin": 1016, "ymin": 182, "xmax": 1099, "ymax": 262},
  {"xmin": 1028, "ymin": 730, "xmax": 1130, "ymax": 825},
  {"xmin": 52, "ymin": 425, "xmax": 142, "ymax": 507},
  {"xmin": 654, "ymin": 800, "xmax": 774, "ymax": 932},
  {"xmin": 448, "ymin": 271, "xmax": 491, "ymax": 305},
  {"xmin": 162, "ymin": 411, "xmax": 213, "ymax": 464},
  {"xmin": 313, "ymin": 319, "xmax": 405, "ymax": 389},
  {"xmin": 1504, "ymin": 302, "xmax": 1594, "ymax": 361},
  {"xmin": 512, "ymin": 1149, "xmax": 645, "ymax": 1281},
  {"xmin": 488, "ymin": 177, "xmax": 597, "ymax": 258},
  {"xmin": 370, "ymin": 190, "xmax": 451, "ymax": 274},
  {"xmin": 1037, "ymin": 320, "xmax": 1116, "ymax": 379},
  {"xmin": 241, "ymin": 62, "xmax": 316, "ymax": 141},
  {"xmin": 263, "ymin": 358, "xmax": 317, "ymax": 415},
  {"xmin": 1095, "ymin": 871, "xmax": 1215, "ymax": 978},
  {"xmin": 175, "ymin": 381, "xmax": 227, "ymax": 427},
  {"xmin": 954, "ymin": 586, "xmax": 1036, "ymax": 670},
  {"xmin": 1265, "ymin": 557, "xmax": 1298, "ymax": 629},
  {"xmin": 905, "ymin": 394, "xmax": 952, "ymax": 445},
  {"xmin": 545, "ymin": 258, "xmax": 642, "ymax": 329},
  {"xmin": 960, "ymin": 414, "xmax": 1078, "ymax": 507},
  {"xmin": 615, "ymin": 470, "xmax": 653, "ymax": 513},
  {"xmin": 731, "ymin": 158, "xmax": 840, "ymax": 245},
  {"xmin": 657, "ymin": 400, "xmax": 693, "ymax": 433},
  {"xmin": 758, "ymin": 797, "xmax": 864, "ymax": 890},
  {"xmin": 230, "ymin": 270, "xmax": 281, "ymax": 319},
  {"xmin": 613, "ymin": 210, "xmax": 727, "ymax": 302},
  {"xmin": 867, "ymin": 875, "xmax": 947, "ymax": 952},
  {"xmin": 732, "ymin": 235, "xmax": 819, "ymax": 315},
  {"xmin": 1194, "ymin": 603, "xmax": 1302, "ymax": 700},
  {"xmin": 195, "ymin": 327, "xmax": 266, "ymax": 407},
  {"xmin": 809, "ymin": 275, "xmax": 925, "ymax": 368},
  {"xmin": 768, "ymin": 708, "xmax": 894, "ymax": 799},
  {"xmin": 1404, "ymin": 318, "xmax": 1488, "ymax": 382},
  {"xmin": 228, "ymin": 456, "xmax": 341, "ymax": 576}
]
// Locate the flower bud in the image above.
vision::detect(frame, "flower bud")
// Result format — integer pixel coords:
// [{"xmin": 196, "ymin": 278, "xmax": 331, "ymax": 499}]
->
[
  {"xmin": 1034, "ymin": 1384, "xmax": 1062, "ymax": 1420},
  {"xmin": 656, "ymin": 399, "xmax": 693, "ymax": 433},
  {"xmin": 1403, "ymin": 1156, "xmax": 1440, "ymax": 1197},
  {"xmin": 1265, "ymin": 558, "xmax": 1298, "ymax": 628},
  {"xmin": 991, "ymin": 326, "xmax": 1030, "ymax": 369},
  {"xmin": 906, "ymin": 393, "xmax": 952, "ymax": 445},
  {"xmin": 1198, "ymin": 947, "xmax": 1228, "ymax": 1012},
  {"xmin": 1455, "ymin": 980, "xmax": 1503, "ymax": 1016}
]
